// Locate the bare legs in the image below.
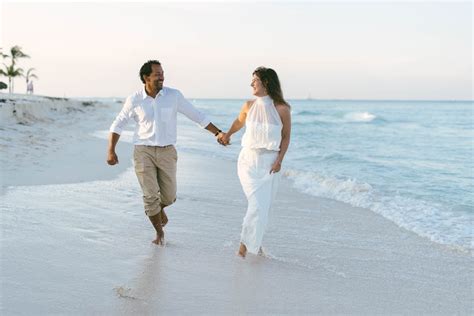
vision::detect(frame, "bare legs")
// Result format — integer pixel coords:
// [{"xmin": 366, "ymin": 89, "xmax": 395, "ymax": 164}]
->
[
  {"xmin": 160, "ymin": 207, "xmax": 168, "ymax": 227},
  {"xmin": 148, "ymin": 203, "xmax": 170, "ymax": 245},
  {"xmin": 148, "ymin": 212, "xmax": 164, "ymax": 245}
]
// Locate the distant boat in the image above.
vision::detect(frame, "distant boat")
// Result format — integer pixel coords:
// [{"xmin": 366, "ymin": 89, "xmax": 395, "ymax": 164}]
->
[{"xmin": 306, "ymin": 93, "xmax": 312, "ymax": 100}]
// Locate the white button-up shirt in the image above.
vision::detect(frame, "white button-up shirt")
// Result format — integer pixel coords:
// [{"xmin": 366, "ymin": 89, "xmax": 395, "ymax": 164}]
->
[{"xmin": 109, "ymin": 87, "xmax": 211, "ymax": 146}]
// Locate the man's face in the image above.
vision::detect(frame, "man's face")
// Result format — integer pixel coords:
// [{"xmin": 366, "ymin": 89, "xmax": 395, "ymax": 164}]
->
[{"xmin": 145, "ymin": 64, "xmax": 164, "ymax": 90}]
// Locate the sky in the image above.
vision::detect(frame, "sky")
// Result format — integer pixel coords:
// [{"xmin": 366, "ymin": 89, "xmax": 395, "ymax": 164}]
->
[{"xmin": 1, "ymin": 1, "xmax": 472, "ymax": 100}]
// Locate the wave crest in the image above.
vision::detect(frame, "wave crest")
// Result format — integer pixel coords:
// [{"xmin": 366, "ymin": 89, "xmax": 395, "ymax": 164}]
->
[
  {"xmin": 343, "ymin": 112, "xmax": 377, "ymax": 122},
  {"xmin": 283, "ymin": 168, "xmax": 472, "ymax": 251}
]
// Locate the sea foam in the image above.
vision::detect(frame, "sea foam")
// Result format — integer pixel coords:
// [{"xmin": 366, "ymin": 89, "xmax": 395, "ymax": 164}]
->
[{"xmin": 284, "ymin": 168, "xmax": 473, "ymax": 251}]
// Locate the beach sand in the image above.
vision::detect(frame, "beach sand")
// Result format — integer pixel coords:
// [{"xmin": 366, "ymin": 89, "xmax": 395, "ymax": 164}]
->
[
  {"xmin": 1, "ymin": 95, "xmax": 472, "ymax": 314},
  {"xmin": 0, "ymin": 94, "xmax": 132, "ymax": 189}
]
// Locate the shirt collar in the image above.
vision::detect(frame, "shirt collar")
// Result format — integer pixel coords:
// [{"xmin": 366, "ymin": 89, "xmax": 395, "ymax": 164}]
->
[
  {"xmin": 256, "ymin": 95, "xmax": 273, "ymax": 105},
  {"xmin": 141, "ymin": 86, "xmax": 167, "ymax": 100}
]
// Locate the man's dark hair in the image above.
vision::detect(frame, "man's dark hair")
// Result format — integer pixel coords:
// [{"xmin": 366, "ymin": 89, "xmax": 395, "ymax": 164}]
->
[{"xmin": 139, "ymin": 60, "xmax": 161, "ymax": 83}]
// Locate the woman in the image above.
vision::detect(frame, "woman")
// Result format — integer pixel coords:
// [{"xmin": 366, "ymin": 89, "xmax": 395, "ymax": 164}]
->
[{"xmin": 221, "ymin": 67, "xmax": 291, "ymax": 258}]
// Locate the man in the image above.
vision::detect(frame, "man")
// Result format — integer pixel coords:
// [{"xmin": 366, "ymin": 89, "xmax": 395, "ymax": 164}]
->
[{"xmin": 107, "ymin": 60, "xmax": 225, "ymax": 245}]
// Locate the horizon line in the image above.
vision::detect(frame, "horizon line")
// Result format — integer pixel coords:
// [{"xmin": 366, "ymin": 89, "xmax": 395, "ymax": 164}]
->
[{"xmin": 1, "ymin": 93, "xmax": 473, "ymax": 103}]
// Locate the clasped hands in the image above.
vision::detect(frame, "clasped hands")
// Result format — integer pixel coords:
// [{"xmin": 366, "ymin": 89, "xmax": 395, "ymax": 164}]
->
[
  {"xmin": 216, "ymin": 131, "xmax": 281, "ymax": 173},
  {"xmin": 217, "ymin": 132, "xmax": 230, "ymax": 146}
]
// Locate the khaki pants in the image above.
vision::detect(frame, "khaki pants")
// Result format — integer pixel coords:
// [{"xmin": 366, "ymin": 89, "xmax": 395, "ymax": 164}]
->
[{"xmin": 133, "ymin": 145, "xmax": 177, "ymax": 217}]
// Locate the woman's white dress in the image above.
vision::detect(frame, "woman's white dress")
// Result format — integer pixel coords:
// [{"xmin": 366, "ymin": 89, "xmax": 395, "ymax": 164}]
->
[{"xmin": 238, "ymin": 95, "xmax": 282, "ymax": 254}]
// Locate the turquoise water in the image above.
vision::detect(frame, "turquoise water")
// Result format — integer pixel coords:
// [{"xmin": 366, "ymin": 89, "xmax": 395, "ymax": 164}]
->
[{"xmin": 177, "ymin": 99, "xmax": 473, "ymax": 251}]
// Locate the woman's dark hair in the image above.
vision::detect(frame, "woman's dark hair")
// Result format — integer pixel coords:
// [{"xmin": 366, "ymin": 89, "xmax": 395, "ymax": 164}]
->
[
  {"xmin": 139, "ymin": 60, "xmax": 161, "ymax": 83},
  {"xmin": 253, "ymin": 66, "xmax": 289, "ymax": 106}
]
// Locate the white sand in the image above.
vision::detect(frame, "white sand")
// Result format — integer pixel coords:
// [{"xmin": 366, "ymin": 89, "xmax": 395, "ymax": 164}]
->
[
  {"xmin": 1, "ymin": 94, "xmax": 472, "ymax": 315},
  {"xmin": 0, "ymin": 94, "xmax": 132, "ymax": 190}
]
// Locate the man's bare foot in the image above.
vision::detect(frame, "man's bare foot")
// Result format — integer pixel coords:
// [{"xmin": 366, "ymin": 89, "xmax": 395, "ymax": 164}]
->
[
  {"xmin": 149, "ymin": 213, "xmax": 165, "ymax": 246},
  {"xmin": 238, "ymin": 243, "xmax": 247, "ymax": 258},
  {"xmin": 160, "ymin": 209, "xmax": 168, "ymax": 227},
  {"xmin": 152, "ymin": 232, "xmax": 165, "ymax": 246}
]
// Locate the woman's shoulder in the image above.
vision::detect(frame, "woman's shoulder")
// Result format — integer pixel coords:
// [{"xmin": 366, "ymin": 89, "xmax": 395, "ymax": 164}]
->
[
  {"xmin": 274, "ymin": 102, "xmax": 291, "ymax": 117},
  {"xmin": 243, "ymin": 99, "xmax": 256, "ymax": 110},
  {"xmin": 275, "ymin": 102, "xmax": 291, "ymax": 110}
]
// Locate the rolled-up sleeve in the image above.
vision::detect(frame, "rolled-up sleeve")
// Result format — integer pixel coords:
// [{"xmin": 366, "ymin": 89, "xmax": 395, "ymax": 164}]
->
[
  {"xmin": 176, "ymin": 90, "xmax": 211, "ymax": 128},
  {"xmin": 109, "ymin": 96, "xmax": 134, "ymax": 135}
]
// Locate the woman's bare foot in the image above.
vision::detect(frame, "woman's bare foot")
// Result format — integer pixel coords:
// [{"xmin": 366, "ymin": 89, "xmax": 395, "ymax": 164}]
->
[{"xmin": 238, "ymin": 243, "xmax": 247, "ymax": 258}]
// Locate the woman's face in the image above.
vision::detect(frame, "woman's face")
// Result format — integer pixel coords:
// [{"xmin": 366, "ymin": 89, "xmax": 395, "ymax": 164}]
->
[{"xmin": 250, "ymin": 74, "xmax": 266, "ymax": 97}]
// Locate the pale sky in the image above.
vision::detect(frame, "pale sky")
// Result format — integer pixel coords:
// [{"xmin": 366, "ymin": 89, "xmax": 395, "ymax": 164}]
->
[{"xmin": 1, "ymin": 1, "xmax": 472, "ymax": 100}]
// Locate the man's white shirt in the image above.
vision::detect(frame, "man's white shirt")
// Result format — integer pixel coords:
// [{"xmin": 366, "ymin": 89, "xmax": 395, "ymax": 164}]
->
[{"xmin": 109, "ymin": 87, "xmax": 210, "ymax": 146}]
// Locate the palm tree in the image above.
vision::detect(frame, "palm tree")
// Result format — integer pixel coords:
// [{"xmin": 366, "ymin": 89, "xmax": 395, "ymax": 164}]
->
[
  {"xmin": 0, "ymin": 48, "xmax": 7, "ymax": 90},
  {"xmin": 25, "ymin": 68, "xmax": 38, "ymax": 94},
  {"xmin": 25, "ymin": 68, "xmax": 38, "ymax": 83},
  {"xmin": 9, "ymin": 46, "xmax": 29, "ymax": 65},
  {"xmin": 0, "ymin": 46, "xmax": 30, "ymax": 93},
  {"xmin": 0, "ymin": 64, "xmax": 24, "ymax": 93},
  {"xmin": 0, "ymin": 48, "xmax": 7, "ymax": 60}
]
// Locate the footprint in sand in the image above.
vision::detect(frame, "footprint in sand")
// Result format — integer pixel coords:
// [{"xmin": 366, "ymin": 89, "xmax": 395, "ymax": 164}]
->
[{"xmin": 114, "ymin": 286, "xmax": 138, "ymax": 300}]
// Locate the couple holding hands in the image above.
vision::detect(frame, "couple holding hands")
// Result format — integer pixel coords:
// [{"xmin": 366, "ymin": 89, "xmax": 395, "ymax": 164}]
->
[{"xmin": 107, "ymin": 60, "xmax": 291, "ymax": 258}]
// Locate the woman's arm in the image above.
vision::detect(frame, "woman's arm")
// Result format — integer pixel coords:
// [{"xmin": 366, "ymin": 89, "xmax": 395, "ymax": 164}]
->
[
  {"xmin": 221, "ymin": 101, "xmax": 252, "ymax": 144},
  {"xmin": 270, "ymin": 104, "xmax": 291, "ymax": 173}
]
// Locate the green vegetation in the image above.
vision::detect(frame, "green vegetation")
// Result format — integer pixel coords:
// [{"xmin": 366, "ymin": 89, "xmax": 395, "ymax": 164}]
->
[{"xmin": 0, "ymin": 46, "xmax": 36, "ymax": 93}]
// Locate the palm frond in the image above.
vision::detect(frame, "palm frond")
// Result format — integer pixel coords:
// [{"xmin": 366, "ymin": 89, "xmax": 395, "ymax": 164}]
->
[
  {"xmin": 0, "ymin": 47, "xmax": 8, "ymax": 59},
  {"xmin": 26, "ymin": 68, "xmax": 36, "ymax": 76},
  {"xmin": 10, "ymin": 46, "xmax": 29, "ymax": 59}
]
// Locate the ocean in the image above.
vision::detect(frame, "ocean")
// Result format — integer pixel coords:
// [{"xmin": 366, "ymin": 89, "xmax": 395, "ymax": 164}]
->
[
  {"xmin": 2, "ymin": 94, "xmax": 472, "ymax": 313},
  {"xmin": 176, "ymin": 98, "xmax": 473, "ymax": 251}
]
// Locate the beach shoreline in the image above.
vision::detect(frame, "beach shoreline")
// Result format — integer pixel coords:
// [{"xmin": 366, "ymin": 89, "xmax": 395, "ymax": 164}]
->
[
  {"xmin": 1, "ymin": 94, "xmax": 472, "ymax": 314},
  {"xmin": 0, "ymin": 94, "xmax": 132, "ymax": 191}
]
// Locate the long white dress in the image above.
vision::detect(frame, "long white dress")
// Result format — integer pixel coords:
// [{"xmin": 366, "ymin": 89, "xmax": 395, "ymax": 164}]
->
[{"xmin": 238, "ymin": 95, "xmax": 282, "ymax": 254}]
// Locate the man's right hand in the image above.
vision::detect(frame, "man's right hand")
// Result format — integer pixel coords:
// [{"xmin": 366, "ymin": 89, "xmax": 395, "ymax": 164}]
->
[
  {"xmin": 218, "ymin": 132, "xmax": 231, "ymax": 146},
  {"xmin": 107, "ymin": 151, "xmax": 119, "ymax": 165}
]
